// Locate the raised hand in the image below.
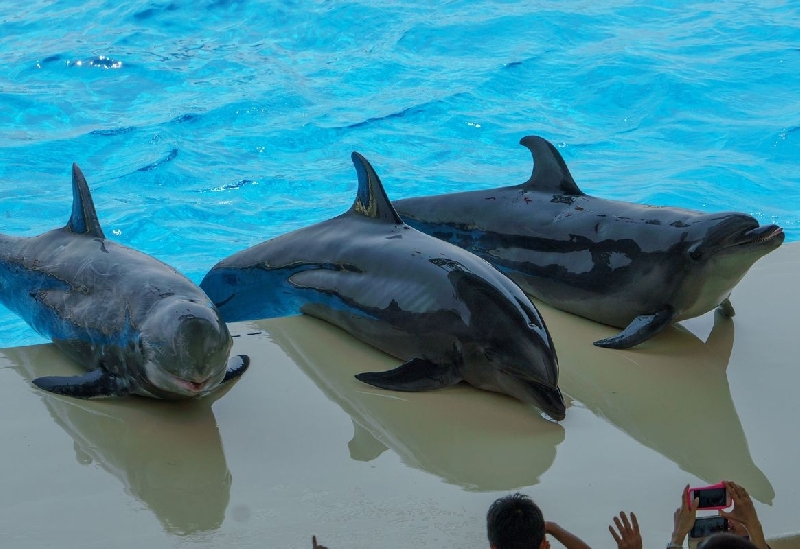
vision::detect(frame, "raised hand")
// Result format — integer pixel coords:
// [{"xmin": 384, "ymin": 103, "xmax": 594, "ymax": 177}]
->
[
  {"xmin": 609, "ymin": 511, "xmax": 641, "ymax": 549},
  {"xmin": 719, "ymin": 481, "xmax": 768, "ymax": 549},
  {"xmin": 671, "ymin": 484, "xmax": 699, "ymax": 545}
]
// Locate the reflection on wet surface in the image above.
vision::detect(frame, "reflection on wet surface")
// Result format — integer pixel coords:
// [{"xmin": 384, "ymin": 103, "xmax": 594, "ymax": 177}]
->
[
  {"xmin": 264, "ymin": 315, "xmax": 565, "ymax": 492},
  {"xmin": 549, "ymin": 305, "xmax": 775, "ymax": 504},
  {"xmin": 5, "ymin": 344, "xmax": 232, "ymax": 535}
]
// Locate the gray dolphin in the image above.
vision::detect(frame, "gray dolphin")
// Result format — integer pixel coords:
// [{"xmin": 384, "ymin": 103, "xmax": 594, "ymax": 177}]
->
[
  {"xmin": 394, "ymin": 136, "xmax": 785, "ymax": 349},
  {"xmin": 0, "ymin": 164, "xmax": 249, "ymax": 398},
  {"xmin": 201, "ymin": 152, "xmax": 565, "ymax": 420}
]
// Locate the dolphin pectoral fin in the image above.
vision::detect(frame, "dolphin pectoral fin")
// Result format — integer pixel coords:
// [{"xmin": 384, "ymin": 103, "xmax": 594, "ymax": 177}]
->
[
  {"xmin": 32, "ymin": 368, "xmax": 128, "ymax": 398},
  {"xmin": 593, "ymin": 307, "xmax": 675, "ymax": 349},
  {"xmin": 716, "ymin": 297, "xmax": 735, "ymax": 318},
  {"xmin": 221, "ymin": 354, "xmax": 250, "ymax": 384},
  {"xmin": 355, "ymin": 358, "xmax": 462, "ymax": 392}
]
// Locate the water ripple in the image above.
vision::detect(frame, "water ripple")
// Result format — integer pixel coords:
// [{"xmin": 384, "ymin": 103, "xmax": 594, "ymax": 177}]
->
[
  {"xmin": 0, "ymin": 0, "xmax": 798, "ymax": 347},
  {"xmin": 137, "ymin": 148, "xmax": 179, "ymax": 172}
]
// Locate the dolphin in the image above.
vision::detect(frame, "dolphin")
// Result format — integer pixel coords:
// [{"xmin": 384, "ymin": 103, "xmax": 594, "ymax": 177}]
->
[
  {"xmin": 0, "ymin": 164, "xmax": 249, "ymax": 399},
  {"xmin": 393, "ymin": 136, "xmax": 785, "ymax": 349},
  {"xmin": 201, "ymin": 152, "xmax": 565, "ymax": 420}
]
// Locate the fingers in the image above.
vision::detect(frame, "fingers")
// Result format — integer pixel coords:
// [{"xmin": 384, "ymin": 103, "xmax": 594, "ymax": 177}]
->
[
  {"xmin": 313, "ymin": 535, "xmax": 318, "ymax": 549},
  {"xmin": 682, "ymin": 484, "xmax": 690, "ymax": 508},
  {"xmin": 609, "ymin": 511, "xmax": 640, "ymax": 548},
  {"xmin": 621, "ymin": 512, "xmax": 632, "ymax": 531},
  {"xmin": 609, "ymin": 524, "xmax": 622, "ymax": 544},
  {"xmin": 725, "ymin": 480, "xmax": 751, "ymax": 505}
]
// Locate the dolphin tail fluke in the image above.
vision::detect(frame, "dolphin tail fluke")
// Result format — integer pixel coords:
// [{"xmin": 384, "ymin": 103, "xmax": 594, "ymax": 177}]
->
[
  {"xmin": 716, "ymin": 296, "xmax": 735, "ymax": 318},
  {"xmin": 221, "ymin": 354, "xmax": 250, "ymax": 384},
  {"xmin": 593, "ymin": 307, "xmax": 675, "ymax": 349},
  {"xmin": 355, "ymin": 358, "xmax": 462, "ymax": 392},
  {"xmin": 32, "ymin": 367, "xmax": 128, "ymax": 398},
  {"xmin": 349, "ymin": 152, "xmax": 404, "ymax": 224},
  {"xmin": 67, "ymin": 164, "xmax": 105, "ymax": 238}
]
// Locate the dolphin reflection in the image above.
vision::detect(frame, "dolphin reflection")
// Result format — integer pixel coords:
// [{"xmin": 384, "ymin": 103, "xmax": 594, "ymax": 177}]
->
[
  {"xmin": 546, "ymin": 304, "xmax": 775, "ymax": 504},
  {"xmin": 262, "ymin": 315, "xmax": 565, "ymax": 492},
  {"xmin": 4, "ymin": 343, "xmax": 233, "ymax": 534}
]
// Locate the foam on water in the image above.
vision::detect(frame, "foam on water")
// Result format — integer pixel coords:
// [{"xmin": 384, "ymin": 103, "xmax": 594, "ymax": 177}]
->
[{"xmin": 1, "ymin": 0, "xmax": 798, "ymax": 347}]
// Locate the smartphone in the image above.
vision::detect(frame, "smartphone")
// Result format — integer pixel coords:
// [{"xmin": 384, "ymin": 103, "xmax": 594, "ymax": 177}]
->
[
  {"xmin": 686, "ymin": 483, "xmax": 731, "ymax": 510},
  {"xmin": 689, "ymin": 516, "xmax": 729, "ymax": 538}
]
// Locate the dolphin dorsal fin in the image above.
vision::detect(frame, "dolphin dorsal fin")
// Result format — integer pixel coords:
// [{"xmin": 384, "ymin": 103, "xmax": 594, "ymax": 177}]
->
[
  {"xmin": 349, "ymin": 152, "xmax": 403, "ymax": 224},
  {"xmin": 520, "ymin": 136, "xmax": 583, "ymax": 196},
  {"xmin": 67, "ymin": 163, "xmax": 105, "ymax": 238}
]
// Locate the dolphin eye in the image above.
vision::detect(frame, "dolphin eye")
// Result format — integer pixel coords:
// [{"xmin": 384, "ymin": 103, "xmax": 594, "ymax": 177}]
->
[{"xmin": 690, "ymin": 249, "xmax": 703, "ymax": 261}]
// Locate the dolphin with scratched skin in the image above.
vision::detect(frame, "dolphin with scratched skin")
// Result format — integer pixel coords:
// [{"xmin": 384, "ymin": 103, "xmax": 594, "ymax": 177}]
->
[
  {"xmin": 0, "ymin": 164, "xmax": 249, "ymax": 399},
  {"xmin": 393, "ymin": 136, "xmax": 785, "ymax": 349},
  {"xmin": 201, "ymin": 152, "xmax": 566, "ymax": 421}
]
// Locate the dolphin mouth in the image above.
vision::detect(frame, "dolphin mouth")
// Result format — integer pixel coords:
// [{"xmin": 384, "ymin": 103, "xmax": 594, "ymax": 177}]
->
[
  {"xmin": 144, "ymin": 361, "xmax": 217, "ymax": 397},
  {"xmin": 169, "ymin": 374, "xmax": 214, "ymax": 394},
  {"xmin": 530, "ymin": 383, "xmax": 566, "ymax": 421},
  {"xmin": 740, "ymin": 225, "xmax": 784, "ymax": 246}
]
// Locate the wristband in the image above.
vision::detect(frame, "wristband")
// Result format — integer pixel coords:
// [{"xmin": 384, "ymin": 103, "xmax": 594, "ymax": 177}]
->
[{"xmin": 667, "ymin": 543, "xmax": 683, "ymax": 549}]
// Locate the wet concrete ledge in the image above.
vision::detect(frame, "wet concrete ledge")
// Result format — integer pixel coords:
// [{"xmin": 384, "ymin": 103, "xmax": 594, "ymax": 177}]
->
[{"xmin": 0, "ymin": 243, "xmax": 797, "ymax": 548}]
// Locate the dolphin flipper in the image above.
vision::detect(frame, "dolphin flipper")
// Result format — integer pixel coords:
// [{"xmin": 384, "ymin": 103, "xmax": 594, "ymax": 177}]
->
[
  {"xmin": 221, "ymin": 354, "xmax": 250, "ymax": 384},
  {"xmin": 32, "ymin": 367, "xmax": 128, "ymax": 398},
  {"xmin": 593, "ymin": 307, "xmax": 675, "ymax": 349},
  {"xmin": 716, "ymin": 297, "xmax": 735, "ymax": 318},
  {"xmin": 355, "ymin": 358, "xmax": 462, "ymax": 391}
]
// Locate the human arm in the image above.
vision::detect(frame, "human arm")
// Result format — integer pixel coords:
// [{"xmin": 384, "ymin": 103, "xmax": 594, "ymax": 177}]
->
[
  {"xmin": 546, "ymin": 521, "xmax": 592, "ymax": 549},
  {"xmin": 719, "ymin": 481, "xmax": 769, "ymax": 549},
  {"xmin": 609, "ymin": 511, "xmax": 641, "ymax": 549},
  {"xmin": 669, "ymin": 484, "xmax": 699, "ymax": 547}
]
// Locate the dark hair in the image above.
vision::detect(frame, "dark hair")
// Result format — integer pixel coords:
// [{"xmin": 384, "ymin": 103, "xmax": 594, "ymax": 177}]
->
[
  {"xmin": 698, "ymin": 533, "xmax": 759, "ymax": 549},
  {"xmin": 486, "ymin": 493, "xmax": 545, "ymax": 549}
]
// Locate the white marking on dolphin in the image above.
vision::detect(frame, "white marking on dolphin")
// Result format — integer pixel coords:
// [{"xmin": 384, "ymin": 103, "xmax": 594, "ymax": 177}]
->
[
  {"xmin": 201, "ymin": 152, "xmax": 565, "ymax": 420},
  {"xmin": 393, "ymin": 135, "xmax": 785, "ymax": 349},
  {"xmin": 0, "ymin": 164, "xmax": 249, "ymax": 398}
]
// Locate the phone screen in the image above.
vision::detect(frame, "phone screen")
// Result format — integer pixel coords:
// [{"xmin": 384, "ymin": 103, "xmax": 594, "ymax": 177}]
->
[
  {"xmin": 692, "ymin": 487, "xmax": 727, "ymax": 508},
  {"xmin": 690, "ymin": 516, "xmax": 728, "ymax": 538}
]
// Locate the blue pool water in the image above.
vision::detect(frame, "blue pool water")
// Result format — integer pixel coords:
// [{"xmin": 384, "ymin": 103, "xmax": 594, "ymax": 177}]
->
[{"xmin": 0, "ymin": 1, "xmax": 798, "ymax": 348}]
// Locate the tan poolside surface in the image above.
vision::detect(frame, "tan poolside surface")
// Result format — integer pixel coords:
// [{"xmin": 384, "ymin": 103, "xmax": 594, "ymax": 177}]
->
[{"xmin": 0, "ymin": 244, "xmax": 798, "ymax": 549}]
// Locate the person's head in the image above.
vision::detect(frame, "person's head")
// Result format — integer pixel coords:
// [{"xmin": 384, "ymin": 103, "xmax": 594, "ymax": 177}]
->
[
  {"xmin": 486, "ymin": 493, "xmax": 546, "ymax": 549},
  {"xmin": 698, "ymin": 533, "xmax": 759, "ymax": 549}
]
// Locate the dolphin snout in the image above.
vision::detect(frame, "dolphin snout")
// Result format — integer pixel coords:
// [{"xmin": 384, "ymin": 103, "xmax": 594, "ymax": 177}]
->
[
  {"xmin": 742, "ymin": 225, "xmax": 784, "ymax": 245},
  {"xmin": 530, "ymin": 383, "xmax": 566, "ymax": 421},
  {"xmin": 171, "ymin": 373, "xmax": 216, "ymax": 395}
]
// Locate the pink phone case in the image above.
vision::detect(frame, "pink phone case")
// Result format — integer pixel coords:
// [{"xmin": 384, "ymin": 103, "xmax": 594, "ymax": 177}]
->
[{"xmin": 686, "ymin": 482, "xmax": 731, "ymax": 510}]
